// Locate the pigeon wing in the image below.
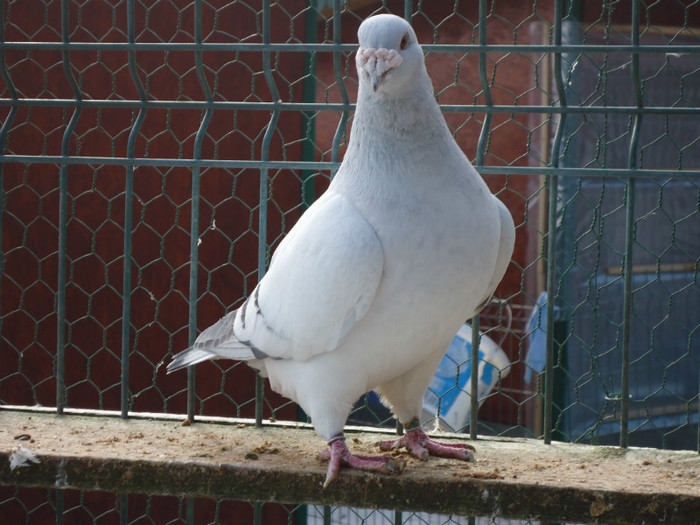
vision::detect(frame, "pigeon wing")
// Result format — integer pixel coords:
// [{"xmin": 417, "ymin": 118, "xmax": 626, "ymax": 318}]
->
[
  {"xmin": 473, "ymin": 195, "xmax": 515, "ymax": 313},
  {"xmin": 232, "ymin": 190, "xmax": 385, "ymax": 362}
]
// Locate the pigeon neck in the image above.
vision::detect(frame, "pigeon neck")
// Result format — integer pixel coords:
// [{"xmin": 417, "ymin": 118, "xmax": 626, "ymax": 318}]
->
[{"xmin": 352, "ymin": 84, "xmax": 448, "ymax": 145}]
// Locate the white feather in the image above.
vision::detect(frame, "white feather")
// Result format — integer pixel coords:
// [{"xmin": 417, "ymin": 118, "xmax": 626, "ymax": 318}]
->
[
  {"xmin": 10, "ymin": 444, "xmax": 40, "ymax": 471},
  {"xmin": 233, "ymin": 191, "xmax": 383, "ymax": 362}
]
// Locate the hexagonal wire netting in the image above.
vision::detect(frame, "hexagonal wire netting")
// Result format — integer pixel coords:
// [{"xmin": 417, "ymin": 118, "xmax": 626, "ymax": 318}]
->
[
  {"xmin": 1, "ymin": 0, "xmax": 699, "ymax": 523},
  {"xmin": 3, "ymin": 486, "xmax": 547, "ymax": 525}
]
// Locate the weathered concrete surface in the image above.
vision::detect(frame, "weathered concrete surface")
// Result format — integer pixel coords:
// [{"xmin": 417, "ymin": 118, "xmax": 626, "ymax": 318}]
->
[{"xmin": 1, "ymin": 408, "xmax": 699, "ymax": 523}]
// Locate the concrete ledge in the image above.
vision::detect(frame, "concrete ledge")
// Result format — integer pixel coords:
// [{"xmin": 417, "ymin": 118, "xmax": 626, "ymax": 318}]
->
[{"xmin": 1, "ymin": 409, "xmax": 699, "ymax": 523}]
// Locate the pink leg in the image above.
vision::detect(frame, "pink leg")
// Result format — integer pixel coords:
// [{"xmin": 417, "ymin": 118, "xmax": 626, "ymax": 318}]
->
[
  {"xmin": 319, "ymin": 434, "xmax": 405, "ymax": 487},
  {"xmin": 378, "ymin": 420, "xmax": 475, "ymax": 461}
]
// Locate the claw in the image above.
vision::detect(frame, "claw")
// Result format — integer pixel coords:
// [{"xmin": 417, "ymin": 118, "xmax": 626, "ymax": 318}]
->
[
  {"xmin": 320, "ymin": 435, "xmax": 404, "ymax": 487},
  {"xmin": 378, "ymin": 421, "xmax": 475, "ymax": 462}
]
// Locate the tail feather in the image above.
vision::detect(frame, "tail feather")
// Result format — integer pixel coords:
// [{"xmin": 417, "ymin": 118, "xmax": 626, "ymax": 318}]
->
[
  {"xmin": 166, "ymin": 308, "xmax": 266, "ymax": 374},
  {"xmin": 167, "ymin": 347, "xmax": 217, "ymax": 373}
]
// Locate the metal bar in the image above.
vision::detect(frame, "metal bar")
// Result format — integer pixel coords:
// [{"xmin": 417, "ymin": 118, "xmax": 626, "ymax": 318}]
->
[
  {"xmin": 5, "ymin": 97, "xmax": 700, "ymax": 116},
  {"xmin": 0, "ymin": 0, "xmax": 19, "ymax": 378},
  {"xmin": 620, "ymin": 0, "xmax": 643, "ymax": 449},
  {"xmin": 0, "ymin": 153, "xmax": 697, "ymax": 180},
  {"xmin": 475, "ymin": 0, "xmax": 493, "ymax": 164},
  {"xmin": 330, "ymin": 0, "xmax": 349, "ymax": 168},
  {"xmin": 0, "ymin": 2, "xmax": 18, "ymax": 132},
  {"xmin": 543, "ymin": 180, "xmax": 558, "ymax": 442},
  {"xmin": 404, "ymin": 0, "xmax": 412, "ymax": 22},
  {"xmin": 185, "ymin": 0, "xmax": 216, "ymax": 424},
  {"xmin": 255, "ymin": 0, "xmax": 281, "ymax": 427},
  {"xmin": 0, "ymin": 154, "xmax": 698, "ymax": 179},
  {"xmin": 470, "ymin": 316, "xmax": 480, "ymax": 439},
  {"xmin": 544, "ymin": 0, "xmax": 568, "ymax": 445},
  {"xmin": 2, "ymin": 41, "xmax": 700, "ymax": 54},
  {"xmin": 120, "ymin": 210, "xmax": 133, "ymax": 418},
  {"xmin": 186, "ymin": 497, "xmax": 194, "ymax": 525},
  {"xmin": 118, "ymin": 494, "xmax": 128, "ymax": 525},
  {"xmin": 300, "ymin": 3, "xmax": 318, "ymax": 209},
  {"xmin": 121, "ymin": 0, "xmax": 147, "ymax": 420},
  {"xmin": 55, "ymin": 488, "xmax": 64, "ymax": 525},
  {"xmin": 253, "ymin": 502, "xmax": 263, "ymax": 525},
  {"xmin": 470, "ymin": 0, "xmax": 493, "ymax": 440},
  {"xmin": 279, "ymin": 0, "xmax": 313, "ymax": 438},
  {"xmin": 56, "ymin": 0, "xmax": 84, "ymax": 415}
]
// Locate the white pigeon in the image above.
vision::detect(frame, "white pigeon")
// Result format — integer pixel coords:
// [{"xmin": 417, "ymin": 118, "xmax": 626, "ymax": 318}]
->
[{"xmin": 168, "ymin": 13, "xmax": 515, "ymax": 487}]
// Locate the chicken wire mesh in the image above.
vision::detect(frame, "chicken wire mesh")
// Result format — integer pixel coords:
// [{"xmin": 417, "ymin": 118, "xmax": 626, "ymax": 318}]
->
[
  {"xmin": 2, "ymin": 485, "xmax": 555, "ymax": 525},
  {"xmin": 0, "ymin": 0, "xmax": 699, "ymax": 518}
]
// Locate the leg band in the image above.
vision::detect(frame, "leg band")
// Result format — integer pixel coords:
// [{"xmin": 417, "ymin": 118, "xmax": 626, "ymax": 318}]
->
[
  {"xmin": 404, "ymin": 418, "xmax": 422, "ymax": 432},
  {"xmin": 328, "ymin": 433, "xmax": 345, "ymax": 445}
]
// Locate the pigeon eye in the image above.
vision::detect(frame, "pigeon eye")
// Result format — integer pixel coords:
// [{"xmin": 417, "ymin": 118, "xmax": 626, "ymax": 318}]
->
[{"xmin": 400, "ymin": 34, "xmax": 408, "ymax": 50}]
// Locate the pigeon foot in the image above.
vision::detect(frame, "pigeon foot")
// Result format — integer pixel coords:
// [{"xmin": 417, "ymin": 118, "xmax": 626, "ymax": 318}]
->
[
  {"xmin": 377, "ymin": 421, "xmax": 475, "ymax": 462},
  {"xmin": 319, "ymin": 435, "xmax": 405, "ymax": 487}
]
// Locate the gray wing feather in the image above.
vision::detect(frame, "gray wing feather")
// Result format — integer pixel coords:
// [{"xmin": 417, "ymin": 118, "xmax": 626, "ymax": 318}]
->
[{"xmin": 166, "ymin": 310, "xmax": 257, "ymax": 373}]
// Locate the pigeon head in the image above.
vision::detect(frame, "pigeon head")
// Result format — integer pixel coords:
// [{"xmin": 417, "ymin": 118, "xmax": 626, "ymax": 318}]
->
[{"xmin": 356, "ymin": 14, "xmax": 423, "ymax": 95}]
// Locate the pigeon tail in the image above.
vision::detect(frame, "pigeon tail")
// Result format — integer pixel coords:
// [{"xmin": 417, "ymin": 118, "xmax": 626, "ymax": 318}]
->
[
  {"xmin": 167, "ymin": 309, "xmax": 264, "ymax": 373},
  {"xmin": 166, "ymin": 341, "xmax": 261, "ymax": 373},
  {"xmin": 166, "ymin": 347, "xmax": 217, "ymax": 373}
]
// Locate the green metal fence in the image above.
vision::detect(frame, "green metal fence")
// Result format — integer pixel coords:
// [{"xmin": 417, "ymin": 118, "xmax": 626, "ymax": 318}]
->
[
  {"xmin": 4, "ymin": 486, "xmax": 542, "ymax": 525},
  {"xmin": 1, "ymin": 0, "xmax": 699, "ymax": 521}
]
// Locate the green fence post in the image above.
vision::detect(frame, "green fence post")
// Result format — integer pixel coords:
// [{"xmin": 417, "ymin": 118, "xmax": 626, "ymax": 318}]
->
[
  {"xmin": 56, "ymin": 0, "xmax": 83, "ymax": 415},
  {"xmin": 123, "ymin": 0, "xmax": 148, "ymax": 419},
  {"xmin": 0, "ymin": 0, "xmax": 18, "ymax": 385},
  {"xmin": 544, "ymin": 0, "xmax": 569, "ymax": 445},
  {"xmin": 330, "ymin": 0, "xmax": 349, "ymax": 171},
  {"xmin": 470, "ymin": 0, "xmax": 494, "ymax": 440},
  {"xmin": 620, "ymin": 0, "xmax": 643, "ymax": 449},
  {"xmin": 256, "ymin": 0, "xmax": 282, "ymax": 426}
]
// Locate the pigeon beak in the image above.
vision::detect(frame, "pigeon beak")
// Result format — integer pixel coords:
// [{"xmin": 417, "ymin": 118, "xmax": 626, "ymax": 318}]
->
[
  {"xmin": 370, "ymin": 72, "xmax": 382, "ymax": 92},
  {"xmin": 356, "ymin": 47, "xmax": 403, "ymax": 94}
]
